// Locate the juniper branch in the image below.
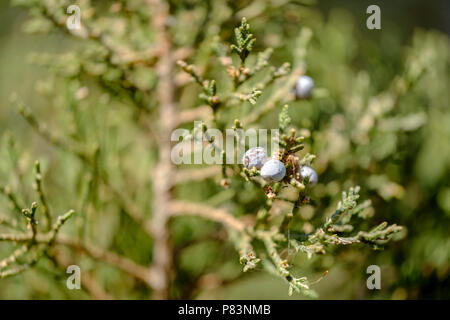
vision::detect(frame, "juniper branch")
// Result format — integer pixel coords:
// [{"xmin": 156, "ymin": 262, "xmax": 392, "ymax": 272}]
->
[
  {"xmin": 231, "ymin": 18, "xmax": 256, "ymax": 65},
  {"xmin": 48, "ymin": 210, "xmax": 75, "ymax": 245},
  {"xmin": 323, "ymin": 186, "xmax": 361, "ymax": 230},
  {"xmin": 0, "ymin": 258, "xmax": 38, "ymax": 279},
  {"xmin": 13, "ymin": 99, "xmax": 147, "ymax": 231},
  {"xmin": 34, "ymin": 2, "xmax": 154, "ymax": 113},
  {"xmin": 34, "ymin": 161, "xmax": 51, "ymax": 230},
  {"xmin": 13, "ymin": 97, "xmax": 90, "ymax": 162},
  {"xmin": 178, "ymin": 60, "xmax": 220, "ymax": 109},
  {"xmin": 0, "ymin": 214, "xmax": 20, "ymax": 230},
  {"xmin": 22, "ymin": 202, "xmax": 38, "ymax": 244},
  {"xmin": 0, "ymin": 203, "xmax": 75, "ymax": 280},
  {"xmin": 0, "ymin": 245, "xmax": 28, "ymax": 270},
  {"xmin": 242, "ymin": 67, "xmax": 304, "ymax": 125},
  {"xmin": 0, "ymin": 185, "xmax": 25, "ymax": 218},
  {"xmin": 258, "ymin": 230, "xmax": 316, "ymax": 297},
  {"xmin": 230, "ymin": 230, "xmax": 260, "ymax": 272}
]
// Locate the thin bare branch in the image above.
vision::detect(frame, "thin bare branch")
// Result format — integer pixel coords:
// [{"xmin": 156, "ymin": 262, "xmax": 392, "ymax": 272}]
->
[
  {"xmin": 168, "ymin": 201, "xmax": 246, "ymax": 232},
  {"xmin": 147, "ymin": 0, "xmax": 177, "ymax": 299}
]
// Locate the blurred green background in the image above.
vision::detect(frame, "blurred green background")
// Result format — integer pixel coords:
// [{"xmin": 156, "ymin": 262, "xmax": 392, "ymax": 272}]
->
[{"xmin": 0, "ymin": 0, "xmax": 449, "ymax": 299}]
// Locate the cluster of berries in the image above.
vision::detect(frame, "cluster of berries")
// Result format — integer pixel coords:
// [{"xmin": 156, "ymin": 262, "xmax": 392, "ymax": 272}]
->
[
  {"xmin": 242, "ymin": 147, "xmax": 318, "ymax": 185},
  {"xmin": 241, "ymin": 74, "xmax": 316, "ymax": 185}
]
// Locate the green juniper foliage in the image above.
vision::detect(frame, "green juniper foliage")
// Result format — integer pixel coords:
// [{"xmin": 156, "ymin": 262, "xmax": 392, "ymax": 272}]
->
[{"xmin": 0, "ymin": 0, "xmax": 448, "ymax": 299}]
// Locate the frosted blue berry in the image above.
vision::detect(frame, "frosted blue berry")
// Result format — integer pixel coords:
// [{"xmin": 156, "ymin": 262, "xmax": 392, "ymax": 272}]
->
[
  {"xmin": 294, "ymin": 75, "xmax": 314, "ymax": 99},
  {"xmin": 261, "ymin": 159, "xmax": 286, "ymax": 182},
  {"xmin": 242, "ymin": 147, "xmax": 267, "ymax": 170},
  {"xmin": 299, "ymin": 165, "xmax": 318, "ymax": 186}
]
